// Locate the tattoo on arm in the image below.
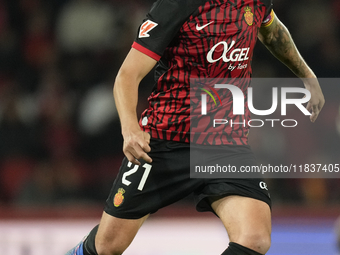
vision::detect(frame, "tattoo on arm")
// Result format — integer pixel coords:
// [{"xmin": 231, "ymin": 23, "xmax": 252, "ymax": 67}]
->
[{"xmin": 259, "ymin": 17, "xmax": 314, "ymax": 78}]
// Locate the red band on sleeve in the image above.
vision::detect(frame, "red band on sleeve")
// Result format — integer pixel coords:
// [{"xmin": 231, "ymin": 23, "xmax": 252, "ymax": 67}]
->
[{"xmin": 132, "ymin": 42, "xmax": 161, "ymax": 61}]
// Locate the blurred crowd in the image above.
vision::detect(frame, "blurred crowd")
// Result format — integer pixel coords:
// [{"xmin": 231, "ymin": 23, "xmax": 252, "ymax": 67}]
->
[{"xmin": 0, "ymin": 0, "xmax": 339, "ymax": 208}]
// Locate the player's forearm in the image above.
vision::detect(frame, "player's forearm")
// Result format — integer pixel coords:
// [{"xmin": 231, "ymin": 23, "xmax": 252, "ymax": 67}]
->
[
  {"xmin": 113, "ymin": 73, "xmax": 141, "ymax": 135},
  {"xmin": 259, "ymin": 17, "xmax": 315, "ymax": 79}
]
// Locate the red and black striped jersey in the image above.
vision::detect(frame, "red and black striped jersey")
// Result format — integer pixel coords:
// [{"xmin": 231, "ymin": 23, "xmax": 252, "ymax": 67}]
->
[{"xmin": 133, "ymin": 0, "xmax": 273, "ymax": 145}]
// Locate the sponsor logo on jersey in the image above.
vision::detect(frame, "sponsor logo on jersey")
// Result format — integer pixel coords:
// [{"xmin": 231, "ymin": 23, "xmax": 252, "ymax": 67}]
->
[
  {"xmin": 206, "ymin": 40, "xmax": 250, "ymax": 64},
  {"xmin": 113, "ymin": 188, "xmax": 125, "ymax": 207},
  {"xmin": 139, "ymin": 20, "xmax": 158, "ymax": 38},
  {"xmin": 244, "ymin": 6, "xmax": 254, "ymax": 26},
  {"xmin": 259, "ymin": 181, "xmax": 268, "ymax": 190},
  {"xmin": 196, "ymin": 21, "xmax": 214, "ymax": 31}
]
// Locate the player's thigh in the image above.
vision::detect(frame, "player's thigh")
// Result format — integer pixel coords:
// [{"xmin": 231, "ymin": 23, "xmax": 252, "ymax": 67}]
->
[
  {"xmin": 210, "ymin": 195, "xmax": 271, "ymax": 253},
  {"xmin": 104, "ymin": 138, "xmax": 196, "ymax": 219},
  {"xmin": 95, "ymin": 211, "xmax": 149, "ymax": 255}
]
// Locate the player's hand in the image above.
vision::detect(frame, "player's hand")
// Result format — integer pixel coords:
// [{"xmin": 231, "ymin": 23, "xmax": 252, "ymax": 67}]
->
[
  {"xmin": 122, "ymin": 128, "xmax": 152, "ymax": 165},
  {"xmin": 303, "ymin": 78, "xmax": 325, "ymax": 123}
]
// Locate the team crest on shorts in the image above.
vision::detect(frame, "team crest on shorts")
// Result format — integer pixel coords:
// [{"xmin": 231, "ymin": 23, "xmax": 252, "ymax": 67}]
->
[
  {"xmin": 244, "ymin": 6, "xmax": 254, "ymax": 26},
  {"xmin": 114, "ymin": 188, "xmax": 125, "ymax": 207}
]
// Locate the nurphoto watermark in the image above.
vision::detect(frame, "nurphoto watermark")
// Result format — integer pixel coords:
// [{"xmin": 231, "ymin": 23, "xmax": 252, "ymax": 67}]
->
[{"xmin": 189, "ymin": 78, "xmax": 339, "ymax": 178}]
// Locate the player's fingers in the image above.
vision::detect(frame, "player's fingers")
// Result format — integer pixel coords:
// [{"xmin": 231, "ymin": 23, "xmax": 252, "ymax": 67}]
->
[
  {"xmin": 141, "ymin": 152, "xmax": 152, "ymax": 163},
  {"xmin": 138, "ymin": 132, "xmax": 151, "ymax": 153},
  {"xmin": 134, "ymin": 141, "xmax": 152, "ymax": 162},
  {"xmin": 124, "ymin": 151, "xmax": 141, "ymax": 165},
  {"xmin": 133, "ymin": 145, "xmax": 152, "ymax": 163},
  {"xmin": 310, "ymin": 104, "xmax": 320, "ymax": 123},
  {"xmin": 140, "ymin": 141, "xmax": 151, "ymax": 153},
  {"xmin": 319, "ymin": 97, "xmax": 325, "ymax": 110},
  {"xmin": 306, "ymin": 101, "xmax": 312, "ymax": 112},
  {"xmin": 126, "ymin": 143, "xmax": 152, "ymax": 163},
  {"xmin": 123, "ymin": 142, "xmax": 145, "ymax": 164},
  {"xmin": 144, "ymin": 132, "xmax": 151, "ymax": 144}
]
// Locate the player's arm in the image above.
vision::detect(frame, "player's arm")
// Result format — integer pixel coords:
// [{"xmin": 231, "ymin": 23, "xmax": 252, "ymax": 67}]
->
[
  {"xmin": 113, "ymin": 48, "xmax": 157, "ymax": 165},
  {"xmin": 258, "ymin": 13, "xmax": 325, "ymax": 122}
]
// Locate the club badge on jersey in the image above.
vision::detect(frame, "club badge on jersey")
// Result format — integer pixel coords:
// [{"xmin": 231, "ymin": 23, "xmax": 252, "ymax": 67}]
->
[
  {"xmin": 114, "ymin": 188, "xmax": 125, "ymax": 207},
  {"xmin": 244, "ymin": 6, "xmax": 254, "ymax": 26}
]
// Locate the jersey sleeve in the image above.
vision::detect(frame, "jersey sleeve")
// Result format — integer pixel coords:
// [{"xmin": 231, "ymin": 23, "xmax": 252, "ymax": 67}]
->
[{"xmin": 132, "ymin": 0, "xmax": 193, "ymax": 61}]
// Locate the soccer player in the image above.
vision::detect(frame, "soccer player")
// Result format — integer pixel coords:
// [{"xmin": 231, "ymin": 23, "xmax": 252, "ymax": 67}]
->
[{"xmin": 66, "ymin": 0, "xmax": 324, "ymax": 254}]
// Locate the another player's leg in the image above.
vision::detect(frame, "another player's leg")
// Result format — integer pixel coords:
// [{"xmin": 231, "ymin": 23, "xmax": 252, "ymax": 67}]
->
[
  {"xmin": 211, "ymin": 195, "xmax": 271, "ymax": 255},
  {"xmin": 66, "ymin": 212, "xmax": 148, "ymax": 255}
]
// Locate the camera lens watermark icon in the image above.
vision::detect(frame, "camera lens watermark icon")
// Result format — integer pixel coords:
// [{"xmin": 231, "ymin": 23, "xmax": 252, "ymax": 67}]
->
[{"xmin": 200, "ymin": 86, "xmax": 222, "ymax": 115}]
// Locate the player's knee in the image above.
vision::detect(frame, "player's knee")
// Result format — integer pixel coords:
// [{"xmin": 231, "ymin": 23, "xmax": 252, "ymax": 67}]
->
[
  {"xmin": 95, "ymin": 239, "xmax": 125, "ymax": 255},
  {"xmin": 96, "ymin": 245, "xmax": 124, "ymax": 255},
  {"xmin": 236, "ymin": 232, "xmax": 271, "ymax": 254}
]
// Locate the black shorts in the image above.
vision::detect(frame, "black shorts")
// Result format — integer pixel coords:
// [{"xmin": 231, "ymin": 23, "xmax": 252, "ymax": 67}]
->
[{"xmin": 104, "ymin": 138, "xmax": 271, "ymax": 219}]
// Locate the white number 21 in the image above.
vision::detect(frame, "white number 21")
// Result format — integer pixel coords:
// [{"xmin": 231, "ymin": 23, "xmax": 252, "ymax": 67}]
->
[{"xmin": 122, "ymin": 162, "xmax": 152, "ymax": 191}]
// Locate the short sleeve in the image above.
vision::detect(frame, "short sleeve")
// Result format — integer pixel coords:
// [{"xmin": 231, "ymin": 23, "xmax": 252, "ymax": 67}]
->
[{"xmin": 132, "ymin": 0, "xmax": 194, "ymax": 61}]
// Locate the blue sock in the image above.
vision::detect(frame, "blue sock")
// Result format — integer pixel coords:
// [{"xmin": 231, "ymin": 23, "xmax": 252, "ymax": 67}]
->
[
  {"xmin": 66, "ymin": 225, "xmax": 98, "ymax": 255},
  {"xmin": 65, "ymin": 240, "xmax": 84, "ymax": 255},
  {"xmin": 75, "ymin": 242, "xmax": 84, "ymax": 255}
]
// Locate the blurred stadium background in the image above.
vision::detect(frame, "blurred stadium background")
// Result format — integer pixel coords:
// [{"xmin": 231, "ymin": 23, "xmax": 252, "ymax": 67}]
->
[{"xmin": 0, "ymin": 0, "xmax": 339, "ymax": 254}]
